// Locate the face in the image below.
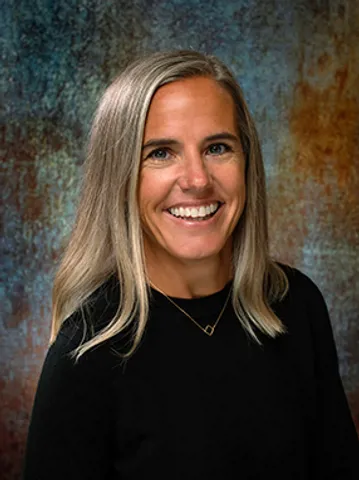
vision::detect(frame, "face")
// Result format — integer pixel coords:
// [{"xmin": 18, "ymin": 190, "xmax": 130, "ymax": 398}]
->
[{"xmin": 139, "ymin": 76, "xmax": 246, "ymax": 271}]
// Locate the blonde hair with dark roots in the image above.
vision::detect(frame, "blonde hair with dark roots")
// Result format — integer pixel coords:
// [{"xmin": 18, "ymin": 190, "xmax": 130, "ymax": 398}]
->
[{"xmin": 50, "ymin": 50, "xmax": 288, "ymax": 359}]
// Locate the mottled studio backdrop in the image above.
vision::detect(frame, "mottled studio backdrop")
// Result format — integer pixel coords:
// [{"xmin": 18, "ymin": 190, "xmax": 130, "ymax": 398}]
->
[{"xmin": 1, "ymin": 0, "xmax": 359, "ymax": 477}]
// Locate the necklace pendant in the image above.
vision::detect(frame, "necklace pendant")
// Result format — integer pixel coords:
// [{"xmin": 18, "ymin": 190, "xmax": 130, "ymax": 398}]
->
[{"xmin": 204, "ymin": 324, "xmax": 215, "ymax": 336}]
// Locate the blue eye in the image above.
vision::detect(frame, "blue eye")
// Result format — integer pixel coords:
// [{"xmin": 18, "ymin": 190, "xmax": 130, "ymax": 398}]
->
[
  {"xmin": 148, "ymin": 148, "xmax": 170, "ymax": 160},
  {"xmin": 207, "ymin": 143, "xmax": 229, "ymax": 155}
]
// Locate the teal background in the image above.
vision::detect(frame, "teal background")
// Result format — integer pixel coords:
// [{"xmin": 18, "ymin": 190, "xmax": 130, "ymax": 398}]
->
[{"xmin": 1, "ymin": 1, "xmax": 359, "ymax": 477}]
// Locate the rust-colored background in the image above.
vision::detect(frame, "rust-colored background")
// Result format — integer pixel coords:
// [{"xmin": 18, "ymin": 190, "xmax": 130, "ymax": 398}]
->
[{"xmin": 1, "ymin": 1, "xmax": 358, "ymax": 478}]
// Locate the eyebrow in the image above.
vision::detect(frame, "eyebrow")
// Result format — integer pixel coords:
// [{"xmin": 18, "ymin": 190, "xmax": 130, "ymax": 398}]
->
[
  {"xmin": 142, "ymin": 138, "xmax": 179, "ymax": 151},
  {"xmin": 142, "ymin": 132, "xmax": 240, "ymax": 151}
]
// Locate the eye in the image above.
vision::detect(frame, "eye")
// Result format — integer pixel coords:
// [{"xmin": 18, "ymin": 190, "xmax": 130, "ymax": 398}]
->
[
  {"xmin": 146, "ymin": 148, "xmax": 171, "ymax": 161},
  {"xmin": 206, "ymin": 143, "xmax": 231, "ymax": 156}
]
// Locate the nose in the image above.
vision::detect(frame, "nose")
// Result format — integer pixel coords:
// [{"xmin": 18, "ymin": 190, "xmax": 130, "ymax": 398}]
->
[{"xmin": 178, "ymin": 149, "xmax": 212, "ymax": 192}]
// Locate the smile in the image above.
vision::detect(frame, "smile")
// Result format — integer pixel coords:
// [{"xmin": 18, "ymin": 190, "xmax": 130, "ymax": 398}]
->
[{"xmin": 167, "ymin": 202, "xmax": 221, "ymax": 220}]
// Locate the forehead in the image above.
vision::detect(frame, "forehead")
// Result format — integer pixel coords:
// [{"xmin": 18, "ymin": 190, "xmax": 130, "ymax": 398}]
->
[{"xmin": 144, "ymin": 77, "xmax": 237, "ymax": 138}]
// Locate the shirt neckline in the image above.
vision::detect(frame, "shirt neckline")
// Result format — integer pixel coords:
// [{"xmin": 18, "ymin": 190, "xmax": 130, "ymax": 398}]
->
[{"xmin": 149, "ymin": 281, "xmax": 232, "ymax": 320}]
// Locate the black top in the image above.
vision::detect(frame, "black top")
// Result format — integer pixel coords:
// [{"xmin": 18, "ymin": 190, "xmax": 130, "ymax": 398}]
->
[{"xmin": 23, "ymin": 267, "xmax": 359, "ymax": 479}]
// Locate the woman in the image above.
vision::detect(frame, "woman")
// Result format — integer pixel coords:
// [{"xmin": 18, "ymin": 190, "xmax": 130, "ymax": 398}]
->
[{"xmin": 23, "ymin": 51, "xmax": 358, "ymax": 479}]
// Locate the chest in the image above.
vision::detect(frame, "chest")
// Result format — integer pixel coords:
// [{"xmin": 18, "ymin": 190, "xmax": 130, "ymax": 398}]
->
[{"xmin": 109, "ymin": 313, "xmax": 316, "ymax": 478}]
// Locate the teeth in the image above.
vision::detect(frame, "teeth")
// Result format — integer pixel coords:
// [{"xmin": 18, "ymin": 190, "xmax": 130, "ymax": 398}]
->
[{"xmin": 169, "ymin": 202, "xmax": 220, "ymax": 218}]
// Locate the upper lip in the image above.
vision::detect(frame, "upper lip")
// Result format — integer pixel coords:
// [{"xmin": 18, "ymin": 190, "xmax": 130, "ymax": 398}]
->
[{"xmin": 166, "ymin": 200, "xmax": 222, "ymax": 209}]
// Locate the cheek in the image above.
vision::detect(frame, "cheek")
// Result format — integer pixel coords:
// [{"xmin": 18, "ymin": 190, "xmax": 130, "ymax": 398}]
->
[
  {"xmin": 138, "ymin": 169, "xmax": 156, "ymax": 204},
  {"xmin": 139, "ymin": 168, "xmax": 175, "ymax": 208},
  {"xmin": 138, "ymin": 174, "xmax": 151, "ymax": 223},
  {"xmin": 219, "ymin": 163, "xmax": 246, "ymax": 198},
  {"xmin": 138, "ymin": 170, "xmax": 166, "ymax": 222}
]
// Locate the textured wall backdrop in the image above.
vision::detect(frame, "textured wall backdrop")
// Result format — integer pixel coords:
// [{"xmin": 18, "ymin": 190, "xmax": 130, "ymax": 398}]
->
[{"xmin": 1, "ymin": 0, "xmax": 358, "ymax": 477}]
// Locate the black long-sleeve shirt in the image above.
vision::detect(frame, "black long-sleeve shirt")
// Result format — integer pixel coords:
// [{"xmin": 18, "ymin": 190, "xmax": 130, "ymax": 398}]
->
[{"xmin": 23, "ymin": 267, "xmax": 359, "ymax": 479}]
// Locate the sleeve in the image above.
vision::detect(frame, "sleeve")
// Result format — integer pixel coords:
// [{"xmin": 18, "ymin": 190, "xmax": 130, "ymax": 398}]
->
[
  {"xmin": 22, "ymin": 322, "xmax": 115, "ymax": 479},
  {"xmin": 304, "ymin": 276, "xmax": 359, "ymax": 479}
]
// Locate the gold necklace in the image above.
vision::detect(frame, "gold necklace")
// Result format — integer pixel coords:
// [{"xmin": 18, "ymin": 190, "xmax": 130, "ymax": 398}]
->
[{"xmin": 150, "ymin": 284, "xmax": 231, "ymax": 336}]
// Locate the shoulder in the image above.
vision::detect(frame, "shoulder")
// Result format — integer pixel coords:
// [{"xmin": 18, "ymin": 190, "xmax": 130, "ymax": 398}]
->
[
  {"xmin": 25, "ymin": 281, "xmax": 122, "ymax": 478},
  {"xmin": 58, "ymin": 274, "xmax": 122, "ymax": 351},
  {"xmin": 271, "ymin": 264, "xmax": 341, "ymax": 383},
  {"xmin": 42, "ymin": 275, "xmax": 124, "ymax": 387},
  {"xmin": 272, "ymin": 264, "xmax": 343, "ymax": 380},
  {"xmin": 272, "ymin": 263, "xmax": 334, "ymax": 349},
  {"xmin": 276, "ymin": 262, "xmax": 327, "ymax": 312}
]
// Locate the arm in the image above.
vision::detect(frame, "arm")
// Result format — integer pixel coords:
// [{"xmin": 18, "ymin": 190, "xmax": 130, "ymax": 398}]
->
[
  {"xmin": 305, "ymin": 277, "xmax": 359, "ymax": 479},
  {"xmin": 23, "ymin": 321, "xmax": 114, "ymax": 479}
]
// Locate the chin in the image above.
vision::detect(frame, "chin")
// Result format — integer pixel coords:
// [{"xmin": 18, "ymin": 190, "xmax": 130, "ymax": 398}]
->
[{"xmin": 168, "ymin": 241, "xmax": 230, "ymax": 264}]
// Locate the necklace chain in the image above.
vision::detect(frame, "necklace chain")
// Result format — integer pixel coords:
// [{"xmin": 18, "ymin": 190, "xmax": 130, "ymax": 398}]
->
[{"xmin": 150, "ymin": 284, "xmax": 231, "ymax": 336}]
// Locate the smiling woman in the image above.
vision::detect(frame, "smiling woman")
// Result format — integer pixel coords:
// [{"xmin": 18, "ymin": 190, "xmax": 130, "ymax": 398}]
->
[
  {"xmin": 140, "ymin": 77, "xmax": 246, "ymax": 289},
  {"xmin": 23, "ymin": 51, "xmax": 359, "ymax": 479}
]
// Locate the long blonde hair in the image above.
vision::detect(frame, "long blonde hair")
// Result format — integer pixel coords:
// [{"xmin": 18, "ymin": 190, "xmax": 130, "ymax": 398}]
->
[{"xmin": 51, "ymin": 50, "xmax": 288, "ymax": 358}]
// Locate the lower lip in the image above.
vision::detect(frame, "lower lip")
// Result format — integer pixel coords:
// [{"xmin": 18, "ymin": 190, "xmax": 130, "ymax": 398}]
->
[{"xmin": 164, "ymin": 205, "xmax": 223, "ymax": 227}]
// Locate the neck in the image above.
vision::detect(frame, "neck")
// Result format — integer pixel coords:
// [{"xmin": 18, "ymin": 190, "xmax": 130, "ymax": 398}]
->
[{"xmin": 145, "ymin": 250, "xmax": 232, "ymax": 299}]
